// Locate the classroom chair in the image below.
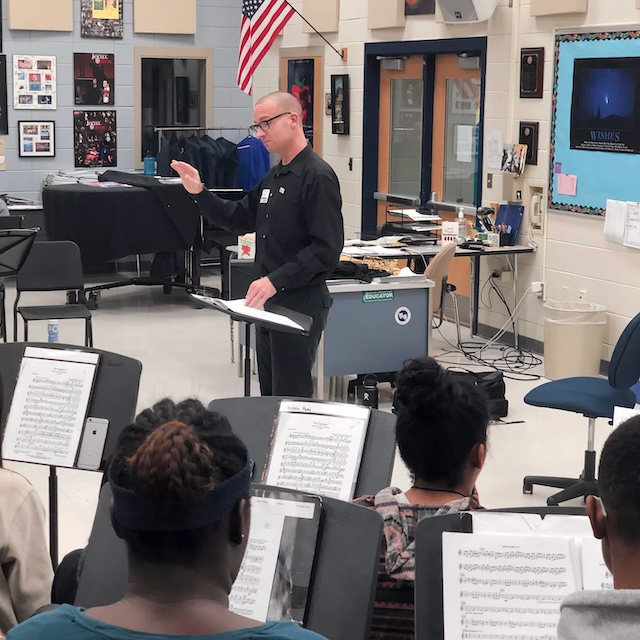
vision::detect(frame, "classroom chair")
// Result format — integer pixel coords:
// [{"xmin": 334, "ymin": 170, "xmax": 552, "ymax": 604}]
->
[
  {"xmin": 523, "ymin": 311, "xmax": 640, "ymax": 505},
  {"xmin": 13, "ymin": 240, "xmax": 93, "ymax": 346}
]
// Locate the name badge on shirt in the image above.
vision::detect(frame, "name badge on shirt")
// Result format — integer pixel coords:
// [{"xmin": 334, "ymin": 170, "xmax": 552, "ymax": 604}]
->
[
  {"xmin": 260, "ymin": 188, "xmax": 270, "ymax": 204},
  {"xmin": 279, "ymin": 186, "xmax": 286, "ymax": 195}
]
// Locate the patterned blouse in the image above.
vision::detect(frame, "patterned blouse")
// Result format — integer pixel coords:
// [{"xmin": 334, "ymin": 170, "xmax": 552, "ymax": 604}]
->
[{"xmin": 354, "ymin": 487, "xmax": 480, "ymax": 640}]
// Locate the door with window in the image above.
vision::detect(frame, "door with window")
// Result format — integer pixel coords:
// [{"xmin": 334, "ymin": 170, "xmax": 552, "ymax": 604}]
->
[{"xmin": 376, "ymin": 52, "xmax": 481, "ymax": 305}]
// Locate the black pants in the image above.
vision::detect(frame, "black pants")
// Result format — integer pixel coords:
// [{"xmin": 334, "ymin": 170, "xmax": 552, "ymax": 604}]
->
[{"xmin": 256, "ymin": 285, "xmax": 332, "ymax": 397}]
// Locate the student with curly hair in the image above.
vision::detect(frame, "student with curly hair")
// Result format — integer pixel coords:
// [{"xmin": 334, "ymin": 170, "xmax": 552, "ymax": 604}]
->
[
  {"xmin": 8, "ymin": 398, "xmax": 326, "ymax": 640},
  {"xmin": 354, "ymin": 358, "xmax": 490, "ymax": 640}
]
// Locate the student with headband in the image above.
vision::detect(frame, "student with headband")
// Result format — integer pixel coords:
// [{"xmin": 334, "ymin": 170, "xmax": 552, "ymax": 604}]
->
[{"xmin": 8, "ymin": 398, "xmax": 326, "ymax": 640}]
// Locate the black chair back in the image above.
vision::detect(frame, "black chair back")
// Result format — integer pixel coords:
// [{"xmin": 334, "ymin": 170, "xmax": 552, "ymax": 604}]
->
[
  {"xmin": 17, "ymin": 240, "xmax": 84, "ymax": 292},
  {"xmin": 208, "ymin": 395, "xmax": 397, "ymax": 499},
  {"xmin": 0, "ymin": 215, "xmax": 25, "ymax": 230}
]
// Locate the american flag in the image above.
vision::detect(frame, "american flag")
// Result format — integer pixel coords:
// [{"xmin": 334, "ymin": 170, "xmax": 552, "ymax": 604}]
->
[{"xmin": 237, "ymin": 0, "xmax": 295, "ymax": 96}]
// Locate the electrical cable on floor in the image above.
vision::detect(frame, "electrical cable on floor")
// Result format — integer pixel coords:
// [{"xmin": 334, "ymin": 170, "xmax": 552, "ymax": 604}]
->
[{"xmin": 433, "ymin": 280, "xmax": 542, "ymax": 380}]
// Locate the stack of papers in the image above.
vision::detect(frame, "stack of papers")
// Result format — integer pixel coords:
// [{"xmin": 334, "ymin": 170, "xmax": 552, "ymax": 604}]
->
[{"xmin": 388, "ymin": 208, "xmax": 441, "ymax": 222}]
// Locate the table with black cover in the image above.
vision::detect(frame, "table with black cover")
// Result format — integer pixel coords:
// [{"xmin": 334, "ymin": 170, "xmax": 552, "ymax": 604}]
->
[{"xmin": 43, "ymin": 182, "xmax": 200, "ymax": 272}]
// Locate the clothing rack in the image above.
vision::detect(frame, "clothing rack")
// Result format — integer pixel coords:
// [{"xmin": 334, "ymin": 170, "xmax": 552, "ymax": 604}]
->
[{"xmin": 154, "ymin": 125, "xmax": 247, "ymax": 152}]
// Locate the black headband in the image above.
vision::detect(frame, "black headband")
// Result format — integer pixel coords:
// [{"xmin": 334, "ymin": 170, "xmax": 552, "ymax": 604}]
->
[{"xmin": 108, "ymin": 458, "xmax": 253, "ymax": 531}]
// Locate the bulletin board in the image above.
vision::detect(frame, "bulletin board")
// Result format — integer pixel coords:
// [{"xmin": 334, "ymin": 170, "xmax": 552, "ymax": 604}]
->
[{"xmin": 549, "ymin": 30, "xmax": 640, "ymax": 216}]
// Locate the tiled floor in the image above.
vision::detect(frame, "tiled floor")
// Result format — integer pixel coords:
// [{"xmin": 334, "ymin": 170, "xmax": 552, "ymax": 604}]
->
[{"xmin": 1, "ymin": 267, "xmax": 616, "ymax": 560}]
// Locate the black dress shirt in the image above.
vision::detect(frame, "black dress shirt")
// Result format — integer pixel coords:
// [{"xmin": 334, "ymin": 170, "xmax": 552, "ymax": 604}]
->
[{"xmin": 191, "ymin": 144, "xmax": 344, "ymax": 293}]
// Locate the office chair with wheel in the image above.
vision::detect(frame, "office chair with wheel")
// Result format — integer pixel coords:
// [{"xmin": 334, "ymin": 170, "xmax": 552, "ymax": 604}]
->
[
  {"xmin": 0, "ymin": 229, "xmax": 37, "ymax": 342},
  {"xmin": 13, "ymin": 240, "xmax": 93, "ymax": 346},
  {"xmin": 523, "ymin": 311, "xmax": 640, "ymax": 505},
  {"xmin": 425, "ymin": 242, "xmax": 461, "ymax": 347}
]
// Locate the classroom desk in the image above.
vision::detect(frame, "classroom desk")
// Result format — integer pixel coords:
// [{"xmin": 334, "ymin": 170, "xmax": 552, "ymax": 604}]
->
[{"xmin": 342, "ymin": 243, "xmax": 535, "ymax": 344}]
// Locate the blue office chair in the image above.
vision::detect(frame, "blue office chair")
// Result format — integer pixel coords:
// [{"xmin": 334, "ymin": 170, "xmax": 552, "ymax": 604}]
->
[{"xmin": 523, "ymin": 311, "xmax": 640, "ymax": 506}]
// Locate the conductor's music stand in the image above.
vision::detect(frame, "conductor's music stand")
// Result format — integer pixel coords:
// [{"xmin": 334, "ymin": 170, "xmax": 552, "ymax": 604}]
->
[
  {"xmin": 0, "ymin": 229, "xmax": 37, "ymax": 341},
  {"xmin": 191, "ymin": 295, "xmax": 312, "ymax": 396},
  {"xmin": 0, "ymin": 342, "xmax": 142, "ymax": 567}
]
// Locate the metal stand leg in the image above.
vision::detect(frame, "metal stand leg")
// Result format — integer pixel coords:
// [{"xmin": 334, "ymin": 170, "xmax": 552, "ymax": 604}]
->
[
  {"xmin": 244, "ymin": 322, "xmax": 252, "ymax": 397},
  {"xmin": 49, "ymin": 466, "xmax": 58, "ymax": 568}
]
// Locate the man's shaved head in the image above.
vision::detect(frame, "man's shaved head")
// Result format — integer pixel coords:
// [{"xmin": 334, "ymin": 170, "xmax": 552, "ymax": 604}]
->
[{"xmin": 256, "ymin": 91, "xmax": 302, "ymax": 117}]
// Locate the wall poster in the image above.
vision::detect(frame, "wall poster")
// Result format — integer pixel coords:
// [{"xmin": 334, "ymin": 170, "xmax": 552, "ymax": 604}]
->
[
  {"xmin": 13, "ymin": 55, "xmax": 56, "ymax": 109},
  {"xmin": 73, "ymin": 110, "xmax": 117, "ymax": 167},
  {"xmin": 81, "ymin": 0, "xmax": 124, "ymax": 38},
  {"xmin": 287, "ymin": 59, "xmax": 314, "ymax": 149},
  {"xmin": 18, "ymin": 121, "xmax": 55, "ymax": 157},
  {"xmin": 550, "ymin": 31, "xmax": 640, "ymax": 215},
  {"xmin": 74, "ymin": 53, "xmax": 114, "ymax": 105}
]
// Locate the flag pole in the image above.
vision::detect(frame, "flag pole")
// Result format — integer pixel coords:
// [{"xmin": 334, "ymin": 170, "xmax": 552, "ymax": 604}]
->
[{"xmin": 285, "ymin": 1, "xmax": 345, "ymax": 60}]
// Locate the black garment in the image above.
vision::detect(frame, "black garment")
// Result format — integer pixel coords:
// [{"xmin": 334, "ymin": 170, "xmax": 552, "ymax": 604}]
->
[{"xmin": 191, "ymin": 144, "xmax": 344, "ymax": 396}]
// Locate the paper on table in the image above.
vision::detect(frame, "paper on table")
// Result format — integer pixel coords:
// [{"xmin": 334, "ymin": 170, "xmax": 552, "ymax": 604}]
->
[
  {"xmin": 557, "ymin": 174, "xmax": 578, "ymax": 196},
  {"xmin": 604, "ymin": 199, "xmax": 627, "ymax": 245},
  {"xmin": 341, "ymin": 245, "xmax": 403, "ymax": 257},
  {"xmin": 442, "ymin": 531, "xmax": 579, "ymax": 640},
  {"xmin": 265, "ymin": 401, "xmax": 370, "ymax": 501},
  {"xmin": 388, "ymin": 208, "xmax": 441, "ymax": 222},
  {"xmin": 191, "ymin": 296, "xmax": 304, "ymax": 331}
]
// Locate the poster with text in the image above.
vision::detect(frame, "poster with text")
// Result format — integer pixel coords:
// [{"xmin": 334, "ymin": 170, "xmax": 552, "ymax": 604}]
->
[
  {"xmin": 81, "ymin": 0, "xmax": 123, "ymax": 39},
  {"xmin": 288, "ymin": 59, "xmax": 314, "ymax": 149},
  {"xmin": 73, "ymin": 110, "xmax": 117, "ymax": 167},
  {"xmin": 13, "ymin": 55, "xmax": 56, "ymax": 110},
  {"xmin": 74, "ymin": 53, "xmax": 114, "ymax": 105},
  {"xmin": 570, "ymin": 57, "xmax": 640, "ymax": 154}
]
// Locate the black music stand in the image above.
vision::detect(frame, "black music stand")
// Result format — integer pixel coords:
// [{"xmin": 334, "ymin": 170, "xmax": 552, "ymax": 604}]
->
[
  {"xmin": 191, "ymin": 296, "xmax": 312, "ymax": 396},
  {"xmin": 0, "ymin": 229, "xmax": 37, "ymax": 341},
  {"xmin": 208, "ymin": 396, "xmax": 396, "ymax": 498},
  {"xmin": 0, "ymin": 342, "xmax": 142, "ymax": 567},
  {"xmin": 75, "ymin": 483, "xmax": 383, "ymax": 640},
  {"xmin": 414, "ymin": 506, "xmax": 587, "ymax": 640}
]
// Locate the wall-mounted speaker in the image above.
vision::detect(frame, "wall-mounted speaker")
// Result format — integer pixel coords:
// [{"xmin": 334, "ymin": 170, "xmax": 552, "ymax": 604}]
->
[{"xmin": 436, "ymin": 0, "xmax": 498, "ymax": 22}]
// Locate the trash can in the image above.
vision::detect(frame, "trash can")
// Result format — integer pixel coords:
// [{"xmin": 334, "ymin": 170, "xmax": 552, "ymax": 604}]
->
[{"xmin": 544, "ymin": 301, "xmax": 607, "ymax": 380}]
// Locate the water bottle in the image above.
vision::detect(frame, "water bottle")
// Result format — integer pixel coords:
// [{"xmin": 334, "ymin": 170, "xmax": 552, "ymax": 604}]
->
[
  {"xmin": 360, "ymin": 374, "xmax": 379, "ymax": 409},
  {"xmin": 47, "ymin": 321, "xmax": 59, "ymax": 343},
  {"xmin": 143, "ymin": 152, "xmax": 156, "ymax": 176}
]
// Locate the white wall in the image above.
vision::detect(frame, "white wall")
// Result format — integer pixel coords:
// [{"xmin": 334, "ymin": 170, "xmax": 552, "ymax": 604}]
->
[{"xmin": 254, "ymin": 0, "xmax": 640, "ymax": 356}]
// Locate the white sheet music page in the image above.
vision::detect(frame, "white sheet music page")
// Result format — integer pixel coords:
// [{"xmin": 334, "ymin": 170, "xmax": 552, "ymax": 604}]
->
[
  {"xmin": 2, "ymin": 347, "xmax": 99, "ymax": 468},
  {"xmin": 228, "ymin": 495, "xmax": 316, "ymax": 621},
  {"xmin": 264, "ymin": 401, "xmax": 370, "ymax": 500},
  {"xmin": 442, "ymin": 532, "xmax": 579, "ymax": 640},
  {"xmin": 581, "ymin": 536, "xmax": 613, "ymax": 590}
]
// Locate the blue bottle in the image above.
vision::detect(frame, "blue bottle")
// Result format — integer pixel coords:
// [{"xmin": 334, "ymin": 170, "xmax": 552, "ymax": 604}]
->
[
  {"xmin": 47, "ymin": 321, "xmax": 59, "ymax": 343},
  {"xmin": 143, "ymin": 152, "xmax": 156, "ymax": 176}
]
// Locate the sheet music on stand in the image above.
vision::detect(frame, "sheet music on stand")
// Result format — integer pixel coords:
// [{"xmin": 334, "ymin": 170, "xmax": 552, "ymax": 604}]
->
[
  {"xmin": 2, "ymin": 347, "xmax": 99, "ymax": 468},
  {"xmin": 263, "ymin": 400, "xmax": 370, "ymax": 501},
  {"xmin": 229, "ymin": 488, "xmax": 322, "ymax": 624}
]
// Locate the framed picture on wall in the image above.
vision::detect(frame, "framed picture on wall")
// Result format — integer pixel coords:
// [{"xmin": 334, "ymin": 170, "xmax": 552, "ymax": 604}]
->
[
  {"xmin": 287, "ymin": 59, "xmax": 315, "ymax": 148},
  {"xmin": 74, "ymin": 53, "xmax": 114, "ymax": 105},
  {"xmin": 0, "ymin": 56, "xmax": 7, "ymax": 135},
  {"xmin": 73, "ymin": 110, "xmax": 117, "ymax": 167},
  {"xmin": 13, "ymin": 55, "xmax": 57, "ymax": 110},
  {"xmin": 18, "ymin": 121, "xmax": 55, "ymax": 157},
  {"xmin": 330, "ymin": 74, "xmax": 349, "ymax": 135},
  {"xmin": 519, "ymin": 121, "xmax": 539, "ymax": 165},
  {"xmin": 81, "ymin": 0, "xmax": 123, "ymax": 39},
  {"xmin": 520, "ymin": 47, "xmax": 544, "ymax": 98}
]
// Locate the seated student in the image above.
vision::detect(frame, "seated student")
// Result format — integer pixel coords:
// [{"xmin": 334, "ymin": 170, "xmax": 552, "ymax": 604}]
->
[
  {"xmin": 557, "ymin": 415, "xmax": 640, "ymax": 639},
  {"xmin": 8, "ymin": 398, "xmax": 326, "ymax": 640},
  {"xmin": 354, "ymin": 358, "xmax": 490, "ymax": 640},
  {"xmin": 0, "ymin": 380, "xmax": 53, "ymax": 636}
]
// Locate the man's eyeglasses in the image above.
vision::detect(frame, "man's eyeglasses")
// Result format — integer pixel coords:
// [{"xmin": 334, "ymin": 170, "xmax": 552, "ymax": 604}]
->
[{"xmin": 248, "ymin": 112, "xmax": 291, "ymax": 136}]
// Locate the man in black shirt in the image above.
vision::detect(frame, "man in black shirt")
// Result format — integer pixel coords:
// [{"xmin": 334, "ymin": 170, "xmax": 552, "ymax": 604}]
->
[{"xmin": 172, "ymin": 91, "xmax": 344, "ymax": 397}]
